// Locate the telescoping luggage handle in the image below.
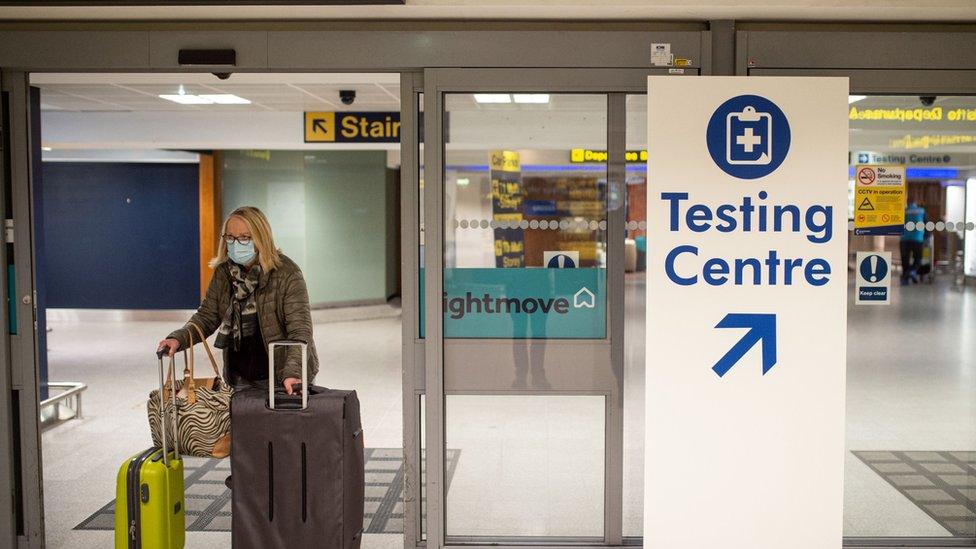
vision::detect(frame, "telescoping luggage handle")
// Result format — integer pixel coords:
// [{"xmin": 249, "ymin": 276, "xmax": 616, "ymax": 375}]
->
[
  {"xmin": 154, "ymin": 349, "xmax": 181, "ymax": 466},
  {"xmin": 268, "ymin": 339, "xmax": 308, "ymax": 411}
]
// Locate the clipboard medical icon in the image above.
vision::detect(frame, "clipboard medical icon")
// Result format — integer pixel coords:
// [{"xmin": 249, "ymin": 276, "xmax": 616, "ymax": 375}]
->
[{"xmin": 726, "ymin": 105, "xmax": 772, "ymax": 165}]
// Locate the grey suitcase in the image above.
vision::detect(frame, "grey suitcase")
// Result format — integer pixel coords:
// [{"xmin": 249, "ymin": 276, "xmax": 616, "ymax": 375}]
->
[{"xmin": 230, "ymin": 339, "xmax": 365, "ymax": 548}]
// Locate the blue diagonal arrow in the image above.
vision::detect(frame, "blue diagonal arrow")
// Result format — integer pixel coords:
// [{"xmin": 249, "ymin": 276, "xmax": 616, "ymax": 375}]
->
[{"xmin": 711, "ymin": 313, "xmax": 777, "ymax": 377}]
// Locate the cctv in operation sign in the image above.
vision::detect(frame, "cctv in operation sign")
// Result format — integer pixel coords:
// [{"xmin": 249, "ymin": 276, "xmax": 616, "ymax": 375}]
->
[{"xmin": 644, "ymin": 77, "xmax": 849, "ymax": 548}]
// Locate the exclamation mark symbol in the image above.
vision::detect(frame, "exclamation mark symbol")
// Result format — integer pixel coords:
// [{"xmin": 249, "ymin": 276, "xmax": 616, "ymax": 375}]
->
[{"xmin": 869, "ymin": 255, "xmax": 878, "ymax": 282}]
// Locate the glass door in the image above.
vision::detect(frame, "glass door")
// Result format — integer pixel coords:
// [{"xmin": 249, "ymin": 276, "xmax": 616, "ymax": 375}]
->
[
  {"xmin": 442, "ymin": 90, "xmax": 609, "ymax": 543},
  {"xmin": 844, "ymin": 94, "xmax": 976, "ymax": 545},
  {"xmin": 422, "ymin": 68, "xmax": 693, "ymax": 548}
]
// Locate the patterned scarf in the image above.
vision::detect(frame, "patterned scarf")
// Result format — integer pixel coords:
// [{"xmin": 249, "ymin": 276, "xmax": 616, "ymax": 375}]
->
[{"xmin": 214, "ymin": 263, "xmax": 261, "ymax": 352}]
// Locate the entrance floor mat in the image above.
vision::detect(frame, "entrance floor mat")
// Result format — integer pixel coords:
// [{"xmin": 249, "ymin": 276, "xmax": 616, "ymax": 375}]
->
[
  {"xmin": 75, "ymin": 448, "xmax": 460, "ymax": 534},
  {"xmin": 853, "ymin": 450, "xmax": 976, "ymax": 537}
]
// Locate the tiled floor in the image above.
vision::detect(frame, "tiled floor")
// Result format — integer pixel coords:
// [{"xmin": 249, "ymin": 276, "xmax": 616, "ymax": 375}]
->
[{"xmin": 39, "ymin": 273, "xmax": 976, "ymax": 546}]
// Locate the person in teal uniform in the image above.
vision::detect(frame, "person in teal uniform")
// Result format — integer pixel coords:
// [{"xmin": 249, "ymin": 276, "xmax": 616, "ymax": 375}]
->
[{"xmin": 900, "ymin": 201, "xmax": 926, "ymax": 285}]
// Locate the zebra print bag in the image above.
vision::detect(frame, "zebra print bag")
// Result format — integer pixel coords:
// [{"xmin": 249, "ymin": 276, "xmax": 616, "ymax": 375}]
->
[{"xmin": 148, "ymin": 323, "xmax": 233, "ymax": 458}]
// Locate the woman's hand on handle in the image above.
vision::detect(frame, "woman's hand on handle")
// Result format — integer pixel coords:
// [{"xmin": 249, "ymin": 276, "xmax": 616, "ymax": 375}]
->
[
  {"xmin": 283, "ymin": 377, "xmax": 301, "ymax": 395},
  {"xmin": 157, "ymin": 338, "xmax": 180, "ymax": 357}
]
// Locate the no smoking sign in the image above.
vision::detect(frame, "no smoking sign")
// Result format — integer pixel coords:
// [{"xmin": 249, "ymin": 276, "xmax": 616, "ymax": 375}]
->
[{"xmin": 857, "ymin": 166, "xmax": 876, "ymax": 185}]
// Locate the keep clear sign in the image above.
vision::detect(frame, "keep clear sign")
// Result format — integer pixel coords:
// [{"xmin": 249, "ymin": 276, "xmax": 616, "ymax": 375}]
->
[
  {"xmin": 644, "ymin": 77, "xmax": 849, "ymax": 548},
  {"xmin": 855, "ymin": 251, "xmax": 892, "ymax": 305}
]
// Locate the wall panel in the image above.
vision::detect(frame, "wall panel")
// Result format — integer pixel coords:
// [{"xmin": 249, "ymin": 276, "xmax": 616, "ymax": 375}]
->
[{"xmin": 40, "ymin": 161, "xmax": 200, "ymax": 309}]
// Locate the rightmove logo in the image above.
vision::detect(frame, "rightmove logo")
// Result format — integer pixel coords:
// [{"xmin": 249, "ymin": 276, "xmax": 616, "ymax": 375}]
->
[{"xmin": 443, "ymin": 287, "xmax": 595, "ymax": 319}]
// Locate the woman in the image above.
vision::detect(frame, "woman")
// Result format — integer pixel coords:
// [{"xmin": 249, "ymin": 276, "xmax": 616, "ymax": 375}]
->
[{"xmin": 157, "ymin": 206, "xmax": 319, "ymax": 395}]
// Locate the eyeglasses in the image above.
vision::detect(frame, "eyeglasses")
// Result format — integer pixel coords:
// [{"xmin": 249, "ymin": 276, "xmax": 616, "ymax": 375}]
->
[{"xmin": 223, "ymin": 234, "xmax": 253, "ymax": 245}]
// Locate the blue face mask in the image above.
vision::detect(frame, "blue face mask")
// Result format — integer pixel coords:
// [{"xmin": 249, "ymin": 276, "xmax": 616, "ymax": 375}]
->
[{"xmin": 227, "ymin": 240, "xmax": 257, "ymax": 266}]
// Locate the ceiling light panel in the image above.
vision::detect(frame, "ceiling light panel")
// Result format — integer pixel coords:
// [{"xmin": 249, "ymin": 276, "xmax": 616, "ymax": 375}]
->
[
  {"xmin": 158, "ymin": 94, "xmax": 213, "ymax": 105},
  {"xmin": 198, "ymin": 94, "xmax": 251, "ymax": 104},
  {"xmin": 474, "ymin": 94, "xmax": 512, "ymax": 104},
  {"xmin": 513, "ymin": 94, "xmax": 551, "ymax": 104}
]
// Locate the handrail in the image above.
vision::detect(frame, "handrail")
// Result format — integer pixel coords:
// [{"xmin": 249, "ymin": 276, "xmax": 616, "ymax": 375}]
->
[
  {"xmin": 40, "ymin": 382, "xmax": 87, "ymax": 407},
  {"xmin": 39, "ymin": 381, "xmax": 87, "ymax": 431}
]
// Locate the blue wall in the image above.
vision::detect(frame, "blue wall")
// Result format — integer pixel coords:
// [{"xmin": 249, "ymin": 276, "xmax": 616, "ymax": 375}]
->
[{"xmin": 40, "ymin": 162, "xmax": 200, "ymax": 309}]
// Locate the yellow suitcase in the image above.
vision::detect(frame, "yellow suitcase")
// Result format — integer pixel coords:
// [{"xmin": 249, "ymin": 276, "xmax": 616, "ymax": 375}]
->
[{"xmin": 114, "ymin": 353, "xmax": 185, "ymax": 549}]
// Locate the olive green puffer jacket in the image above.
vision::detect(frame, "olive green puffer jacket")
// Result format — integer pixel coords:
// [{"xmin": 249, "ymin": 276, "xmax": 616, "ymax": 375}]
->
[{"xmin": 168, "ymin": 254, "xmax": 319, "ymax": 385}]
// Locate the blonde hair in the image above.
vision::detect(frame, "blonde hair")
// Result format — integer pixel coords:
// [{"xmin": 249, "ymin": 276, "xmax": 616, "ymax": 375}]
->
[{"xmin": 210, "ymin": 206, "xmax": 283, "ymax": 272}]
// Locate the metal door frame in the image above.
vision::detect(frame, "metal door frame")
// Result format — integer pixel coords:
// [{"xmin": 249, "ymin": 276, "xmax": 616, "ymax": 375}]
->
[
  {"xmin": 400, "ymin": 69, "xmax": 426, "ymax": 548},
  {"xmin": 0, "ymin": 69, "xmax": 17, "ymax": 549},
  {"xmin": 0, "ymin": 70, "xmax": 43, "ymax": 549},
  {"xmin": 421, "ymin": 67, "xmax": 697, "ymax": 549}
]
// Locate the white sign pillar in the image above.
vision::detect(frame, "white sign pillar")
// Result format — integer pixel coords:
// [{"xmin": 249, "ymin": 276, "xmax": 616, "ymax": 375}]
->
[{"xmin": 644, "ymin": 77, "xmax": 849, "ymax": 548}]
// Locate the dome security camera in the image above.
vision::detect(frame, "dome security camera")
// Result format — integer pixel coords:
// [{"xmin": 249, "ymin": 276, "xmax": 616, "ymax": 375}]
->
[
  {"xmin": 919, "ymin": 96, "xmax": 937, "ymax": 107},
  {"xmin": 212, "ymin": 72, "xmax": 232, "ymax": 80},
  {"xmin": 340, "ymin": 90, "xmax": 356, "ymax": 105}
]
